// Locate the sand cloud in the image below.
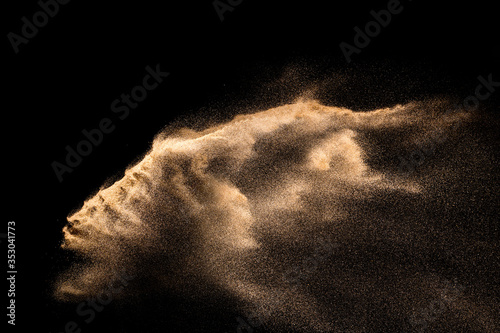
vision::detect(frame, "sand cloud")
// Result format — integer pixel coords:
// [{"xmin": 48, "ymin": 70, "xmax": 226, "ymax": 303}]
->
[{"xmin": 56, "ymin": 99, "xmax": 497, "ymax": 332}]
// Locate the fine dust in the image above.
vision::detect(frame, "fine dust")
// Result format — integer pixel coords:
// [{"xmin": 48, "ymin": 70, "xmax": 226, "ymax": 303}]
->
[{"xmin": 56, "ymin": 99, "xmax": 498, "ymax": 332}]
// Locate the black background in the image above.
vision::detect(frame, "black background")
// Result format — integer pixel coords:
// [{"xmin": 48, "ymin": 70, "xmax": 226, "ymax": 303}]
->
[{"xmin": 4, "ymin": 0, "xmax": 499, "ymax": 332}]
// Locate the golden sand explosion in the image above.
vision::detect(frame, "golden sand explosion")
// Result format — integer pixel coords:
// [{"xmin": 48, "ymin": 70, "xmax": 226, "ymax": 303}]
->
[{"xmin": 56, "ymin": 100, "xmax": 498, "ymax": 332}]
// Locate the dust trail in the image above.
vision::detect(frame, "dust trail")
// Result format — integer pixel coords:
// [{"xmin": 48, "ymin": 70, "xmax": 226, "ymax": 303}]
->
[{"xmin": 56, "ymin": 99, "xmax": 498, "ymax": 332}]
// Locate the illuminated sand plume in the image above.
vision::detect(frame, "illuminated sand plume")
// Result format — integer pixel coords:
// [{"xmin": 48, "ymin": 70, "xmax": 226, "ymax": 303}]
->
[{"xmin": 57, "ymin": 100, "xmax": 498, "ymax": 332}]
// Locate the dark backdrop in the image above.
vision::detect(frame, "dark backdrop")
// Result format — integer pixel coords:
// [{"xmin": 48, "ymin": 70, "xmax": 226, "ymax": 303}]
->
[{"xmin": 4, "ymin": 0, "xmax": 499, "ymax": 332}]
